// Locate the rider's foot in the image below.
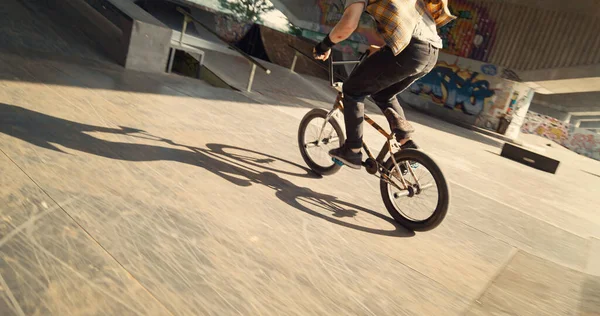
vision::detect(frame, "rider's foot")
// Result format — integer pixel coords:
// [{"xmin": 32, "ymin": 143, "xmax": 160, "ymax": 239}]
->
[
  {"xmin": 329, "ymin": 146, "xmax": 362, "ymax": 169},
  {"xmin": 400, "ymin": 139, "xmax": 419, "ymax": 150}
]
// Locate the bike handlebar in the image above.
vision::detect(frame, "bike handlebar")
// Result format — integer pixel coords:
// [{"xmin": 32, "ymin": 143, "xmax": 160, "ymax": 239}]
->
[
  {"xmin": 329, "ymin": 49, "xmax": 371, "ymax": 86},
  {"xmin": 287, "ymin": 44, "xmax": 370, "ymax": 87}
]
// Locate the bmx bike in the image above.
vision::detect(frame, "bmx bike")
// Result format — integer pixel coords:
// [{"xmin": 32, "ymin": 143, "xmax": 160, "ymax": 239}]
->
[{"xmin": 297, "ymin": 50, "xmax": 450, "ymax": 231}]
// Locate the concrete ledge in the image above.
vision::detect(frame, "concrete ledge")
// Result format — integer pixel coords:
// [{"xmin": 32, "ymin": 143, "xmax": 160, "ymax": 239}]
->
[{"xmin": 400, "ymin": 100, "xmax": 521, "ymax": 145}]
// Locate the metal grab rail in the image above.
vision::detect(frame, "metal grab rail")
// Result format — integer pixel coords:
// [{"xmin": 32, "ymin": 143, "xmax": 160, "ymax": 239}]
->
[{"xmin": 175, "ymin": 7, "xmax": 270, "ymax": 92}]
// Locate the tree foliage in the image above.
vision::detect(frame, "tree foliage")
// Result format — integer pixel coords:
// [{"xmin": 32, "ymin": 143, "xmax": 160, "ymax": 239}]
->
[
  {"xmin": 218, "ymin": 0, "xmax": 275, "ymax": 23},
  {"xmin": 288, "ymin": 22, "xmax": 302, "ymax": 36}
]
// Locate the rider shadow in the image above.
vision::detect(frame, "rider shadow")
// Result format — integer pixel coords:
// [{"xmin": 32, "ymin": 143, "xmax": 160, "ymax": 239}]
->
[{"xmin": 0, "ymin": 102, "xmax": 414, "ymax": 238}]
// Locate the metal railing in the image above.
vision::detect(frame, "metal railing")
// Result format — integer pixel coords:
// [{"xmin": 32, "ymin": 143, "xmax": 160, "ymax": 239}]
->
[{"xmin": 176, "ymin": 7, "xmax": 271, "ymax": 92}]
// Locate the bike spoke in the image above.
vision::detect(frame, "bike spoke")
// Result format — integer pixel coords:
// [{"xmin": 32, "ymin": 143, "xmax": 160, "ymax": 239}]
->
[{"xmin": 386, "ymin": 156, "xmax": 440, "ymax": 222}]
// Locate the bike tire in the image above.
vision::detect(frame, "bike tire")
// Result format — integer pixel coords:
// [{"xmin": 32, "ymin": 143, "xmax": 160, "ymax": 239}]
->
[
  {"xmin": 379, "ymin": 149, "xmax": 450, "ymax": 231},
  {"xmin": 298, "ymin": 108, "xmax": 345, "ymax": 176}
]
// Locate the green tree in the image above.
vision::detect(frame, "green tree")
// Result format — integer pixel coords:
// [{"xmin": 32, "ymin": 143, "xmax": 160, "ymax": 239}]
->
[
  {"xmin": 218, "ymin": 0, "xmax": 275, "ymax": 23},
  {"xmin": 288, "ymin": 22, "xmax": 303, "ymax": 36}
]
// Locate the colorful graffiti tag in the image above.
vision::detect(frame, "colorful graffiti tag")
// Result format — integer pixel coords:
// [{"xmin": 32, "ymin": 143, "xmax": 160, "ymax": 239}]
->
[
  {"xmin": 520, "ymin": 112, "xmax": 600, "ymax": 160},
  {"xmin": 215, "ymin": 14, "xmax": 252, "ymax": 43},
  {"xmin": 439, "ymin": 0, "xmax": 497, "ymax": 61},
  {"xmin": 409, "ymin": 62, "xmax": 496, "ymax": 115},
  {"xmin": 568, "ymin": 132, "xmax": 600, "ymax": 159},
  {"xmin": 521, "ymin": 112, "xmax": 570, "ymax": 145},
  {"xmin": 316, "ymin": 0, "xmax": 382, "ymax": 45}
]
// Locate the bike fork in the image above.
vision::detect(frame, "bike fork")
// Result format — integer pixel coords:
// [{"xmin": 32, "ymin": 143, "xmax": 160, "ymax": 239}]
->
[{"xmin": 316, "ymin": 94, "xmax": 343, "ymax": 145}]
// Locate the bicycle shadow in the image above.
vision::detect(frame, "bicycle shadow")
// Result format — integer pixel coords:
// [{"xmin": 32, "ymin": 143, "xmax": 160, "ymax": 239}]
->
[
  {"xmin": 0, "ymin": 102, "xmax": 414, "ymax": 237},
  {"xmin": 204, "ymin": 144, "xmax": 414, "ymax": 237}
]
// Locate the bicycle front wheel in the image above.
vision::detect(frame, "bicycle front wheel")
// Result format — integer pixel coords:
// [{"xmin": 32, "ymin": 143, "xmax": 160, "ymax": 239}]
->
[
  {"xmin": 379, "ymin": 149, "xmax": 450, "ymax": 231},
  {"xmin": 298, "ymin": 108, "xmax": 345, "ymax": 176}
]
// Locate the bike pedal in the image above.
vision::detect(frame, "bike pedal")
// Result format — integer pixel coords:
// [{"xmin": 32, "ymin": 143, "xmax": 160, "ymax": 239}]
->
[{"xmin": 332, "ymin": 158, "xmax": 344, "ymax": 166}]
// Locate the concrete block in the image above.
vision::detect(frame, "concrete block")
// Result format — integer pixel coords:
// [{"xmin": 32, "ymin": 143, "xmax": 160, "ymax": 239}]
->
[
  {"xmin": 55, "ymin": 0, "xmax": 172, "ymax": 73},
  {"xmin": 500, "ymin": 142, "xmax": 561, "ymax": 174},
  {"xmin": 125, "ymin": 20, "xmax": 172, "ymax": 73}
]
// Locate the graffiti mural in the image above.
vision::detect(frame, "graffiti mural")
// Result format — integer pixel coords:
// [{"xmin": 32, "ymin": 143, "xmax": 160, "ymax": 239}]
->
[
  {"xmin": 520, "ymin": 112, "xmax": 600, "ymax": 160},
  {"xmin": 567, "ymin": 132, "xmax": 600, "ymax": 160},
  {"xmin": 439, "ymin": 0, "xmax": 497, "ymax": 61},
  {"xmin": 409, "ymin": 62, "xmax": 496, "ymax": 115},
  {"xmin": 215, "ymin": 14, "xmax": 252, "ymax": 43},
  {"xmin": 521, "ymin": 112, "xmax": 570, "ymax": 145},
  {"xmin": 399, "ymin": 52, "xmax": 533, "ymax": 136},
  {"xmin": 316, "ymin": 0, "xmax": 382, "ymax": 45}
]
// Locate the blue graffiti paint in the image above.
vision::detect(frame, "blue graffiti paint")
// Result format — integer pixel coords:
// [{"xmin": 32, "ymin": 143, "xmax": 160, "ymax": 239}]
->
[
  {"xmin": 481, "ymin": 64, "xmax": 497, "ymax": 76},
  {"xmin": 409, "ymin": 66, "xmax": 495, "ymax": 115}
]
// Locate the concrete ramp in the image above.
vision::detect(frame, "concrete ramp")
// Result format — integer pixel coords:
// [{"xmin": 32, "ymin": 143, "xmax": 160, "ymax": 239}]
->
[
  {"xmin": 199, "ymin": 48, "xmax": 338, "ymax": 106},
  {"xmin": 0, "ymin": 0, "xmax": 110, "ymax": 64}
]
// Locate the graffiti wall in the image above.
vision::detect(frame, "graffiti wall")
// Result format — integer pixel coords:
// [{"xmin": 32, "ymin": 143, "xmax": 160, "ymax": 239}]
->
[
  {"xmin": 567, "ymin": 130, "xmax": 600, "ymax": 160},
  {"xmin": 400, "ymin": 52, "xmax": 534, "ymax": 137},
  {"xmin": 439, "ymin": 0, "xmax": 497, "ymax": 61},
  {"xmin": 308, "ymin": 0, "xmax": 497, "ymax": 62},
  {"xmin": 315, "ymin": 0, "xmax": 383, "ymax": 46},
  {"xmin": 214, "ymin": 14, "xmax": 253, "ymax": 43},
  {"xmin": 409, "ymin": 61, "xmax": 496, "ymax": 116},
  {"xmin": 521, "ymin": 112, "xmax": 600, "ymax": 161},
  {"xmin": 521, "ymin": 112, "xmax": 570, "ymax": 145},
  {"xmin": 294, "ymin": 0, "xmax": 384, "ymax": 56}
]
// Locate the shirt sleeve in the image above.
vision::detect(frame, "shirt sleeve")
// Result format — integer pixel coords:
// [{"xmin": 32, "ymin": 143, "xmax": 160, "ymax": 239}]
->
[{"xmin": 344, "ymin": 0, "xmax": 367, "ymax": 10}]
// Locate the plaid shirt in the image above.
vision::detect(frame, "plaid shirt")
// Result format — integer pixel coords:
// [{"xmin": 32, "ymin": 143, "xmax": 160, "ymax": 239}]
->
[{"xmin": 348, "ymin": 0, "xmax": 456, "ymax": 55}]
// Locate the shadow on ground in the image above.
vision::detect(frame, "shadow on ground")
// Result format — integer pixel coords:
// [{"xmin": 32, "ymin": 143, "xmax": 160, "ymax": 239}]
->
[
  {"xmin": 580, "ymin": 275, "xmax": 600, "ymax": 315},
  {"xmin": 582, "ymin": 170, "xmax": 600, "ymax": 178},
  {"xmin": 0, "ymin": 102, "xmax": 413, "ymax": 237}
]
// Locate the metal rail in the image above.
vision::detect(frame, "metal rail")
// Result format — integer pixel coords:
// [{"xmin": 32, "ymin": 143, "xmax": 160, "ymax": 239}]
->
[{"xmin": 176, "ymin": 7, "xmax": 270, "ymax": 92}]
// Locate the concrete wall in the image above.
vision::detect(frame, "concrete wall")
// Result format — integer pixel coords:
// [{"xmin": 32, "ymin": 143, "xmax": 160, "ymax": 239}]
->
[
  {"xmin": 580, "ymin": 121, "xmax": 600, "ymax": 129},
  {"xmin": 528, "ymin": 103, "xmax": 571, "ymax": 122},
  {"xmin": 399, "ymin": 52, "xmax": 535, "ymax": 139},
  {"xmin": 54, "ymin": 0, "xmax": 172, "ymax": 73},
  {"xmin": 529, "ymin": 92, "xmax": 600, "ymax": 124}
]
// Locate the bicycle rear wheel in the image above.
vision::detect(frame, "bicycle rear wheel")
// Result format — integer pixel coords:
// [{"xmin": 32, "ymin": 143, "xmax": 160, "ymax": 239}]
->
[
  {"xmin": 298, "ymin": 108, "xmax": 345, "ymax": 176},
  {"xmin": 379, "ymin": 149, "xmax": 449, "ymax": 231}
]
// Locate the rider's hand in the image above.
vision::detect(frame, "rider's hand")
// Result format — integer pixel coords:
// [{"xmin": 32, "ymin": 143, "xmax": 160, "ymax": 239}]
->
[{"xmin": 313, "ymin": 47, "xmax": 331, "ymax": 61}]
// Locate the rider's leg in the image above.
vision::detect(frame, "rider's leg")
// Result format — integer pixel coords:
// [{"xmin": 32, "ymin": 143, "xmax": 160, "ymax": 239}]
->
[
  {"xmin": 328, "ymin": 47, "xmax": 400, "ymax": 169},
  {"xmin": 371, "ymin": 42, "xmax": 439, "ymax": 146},
  {"xmin": 329, "ymin": 42, "xmax": 437, "ymax": 168},
  {"xmin": 371, "ymin": 75, "xmax": 422, "ymax": 144}
]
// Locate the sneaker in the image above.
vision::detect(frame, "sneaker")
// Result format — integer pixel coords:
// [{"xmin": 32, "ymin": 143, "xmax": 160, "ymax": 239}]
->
[
  {"xmin": 400, "ymin": 139, "xmax": 419, "ymax": 150},
  {"xmin": 329, "ymin": 146, "xmax": 362, "ymax": 169}
]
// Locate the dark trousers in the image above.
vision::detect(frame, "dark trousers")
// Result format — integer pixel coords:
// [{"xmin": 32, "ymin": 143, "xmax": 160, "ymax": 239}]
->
[{"xmin": 341, "ymin": 38, "xmax": 439, "ymax": 149}]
